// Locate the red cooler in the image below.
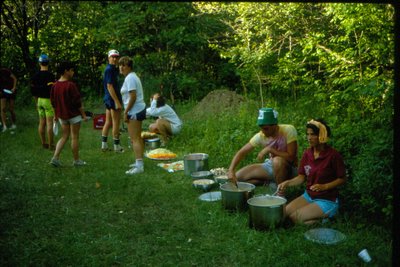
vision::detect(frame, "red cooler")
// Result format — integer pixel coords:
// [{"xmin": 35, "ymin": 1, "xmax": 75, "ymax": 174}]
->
[{"xmin": 93, "ymin": 114, "xmax": 109, "ymax": 129}]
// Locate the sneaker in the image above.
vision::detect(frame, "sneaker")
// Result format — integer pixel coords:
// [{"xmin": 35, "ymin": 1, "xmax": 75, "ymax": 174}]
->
[
  {"xmin": 50, "ymin": 158, "xmax": 61, "ymax": 167},
  {"xmin": 101, "ymin": 143, "xmax": 109, "ymax": 152},
  {"xmin": 2, "ymin": 127, "xmax": 7, "ymax": 133},
  {"xmin": 125, "ymin": 166, "xmax": 144, "ymax": 175},
  {"xmin": 114, "ymin": 148, "xmax": 124, "ymax": 153},
  {"xmin": 114, "ymin": 145, "xmax": 124, "ymax": 153},
  {"xmin": 42, "ymin": 143, "xmax": 49, "ymax": 149},
  {"xmin": 73, "ymin": 159, "xmax": 87, "ymax": 167},
  {"xmin": 10, "ymin": 124, "xmax": 16, "ymax": 129},
  {"xmin": 129, "ymin": 163, "xmax": 136, "ymax": 168}
]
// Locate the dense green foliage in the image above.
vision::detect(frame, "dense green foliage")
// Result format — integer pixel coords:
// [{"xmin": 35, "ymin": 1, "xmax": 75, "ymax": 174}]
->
[{"xmin": 1, "ymin": 2, "xmax": 394, "ymax": 224}]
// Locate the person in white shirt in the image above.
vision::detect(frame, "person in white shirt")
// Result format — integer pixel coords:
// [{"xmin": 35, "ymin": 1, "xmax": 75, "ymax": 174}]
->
[
  {"xmin": 119, "ymin": 56, "xmax": 146, "ymax": 175},
  {"xmin": 146, "ymin": 93, "xmax": 182, "ymax": 145}
]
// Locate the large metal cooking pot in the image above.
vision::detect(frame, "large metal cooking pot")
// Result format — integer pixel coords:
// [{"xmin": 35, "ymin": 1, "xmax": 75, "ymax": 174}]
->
[
  {"xmin": 247, "ymin": 195, "xmax": 287, "ymax": 230},
  {"xmin": 184, "ymin": 153, "xmax": 209, "ymax": 175},
  {"xmin": 145, "ymin": 138, "xmax": 161, "ymax": 150},
  {"xmin": 220, "ymin": 182, "xmax": 255, "ymax": 212}
]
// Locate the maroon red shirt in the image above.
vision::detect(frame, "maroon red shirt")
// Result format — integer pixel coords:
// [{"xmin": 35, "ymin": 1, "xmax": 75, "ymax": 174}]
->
[
  {"xmin": 50, "ymin": 80, "xmax": 82, "ymax": 120},
  {"xmin": 298, "ymin": 145, "xmax": 346, "ymax": 201}
]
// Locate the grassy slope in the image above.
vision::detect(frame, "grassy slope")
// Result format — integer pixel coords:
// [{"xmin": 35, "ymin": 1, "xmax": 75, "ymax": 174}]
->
[{"xmin": 0, "ymin": 102, "xmax": 392, "ymax": 266}]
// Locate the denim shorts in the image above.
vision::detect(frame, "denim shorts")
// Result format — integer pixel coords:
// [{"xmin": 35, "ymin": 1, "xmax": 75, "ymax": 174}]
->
[
  {"xmin": 302, "ymin": 190, "xmax": 339, "ymax": 218},
  {"xmin": 261, "ymin": 159, "xmax": 298, "ymax": 178}
]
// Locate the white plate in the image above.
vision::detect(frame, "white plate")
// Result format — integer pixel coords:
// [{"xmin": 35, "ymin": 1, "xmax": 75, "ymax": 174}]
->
[
  {"xmin": 3, "ymin": 89, "xmax": 12, "ymax": 94},
  {"xmin": 198, "ymin": 191, "xmax": 221, "ymax": 202},
  {"xmin": 53, "ymin": 121, "xmax": 59, "ymax": 136},
  {"xmin": 304, "ymin": 228, "xmax": 346, "ymax": 245}
]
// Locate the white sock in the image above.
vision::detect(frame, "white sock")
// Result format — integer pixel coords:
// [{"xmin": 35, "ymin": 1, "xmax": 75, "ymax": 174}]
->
[{"xmin": 135, "ymin": 159, "xmax": 144, "ymax": 168}]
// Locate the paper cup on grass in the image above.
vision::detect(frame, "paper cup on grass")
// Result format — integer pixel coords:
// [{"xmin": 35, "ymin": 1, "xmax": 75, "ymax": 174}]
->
[{"xmin": 358, "ymin": 249, "xmax": 371, "ymax": 263}]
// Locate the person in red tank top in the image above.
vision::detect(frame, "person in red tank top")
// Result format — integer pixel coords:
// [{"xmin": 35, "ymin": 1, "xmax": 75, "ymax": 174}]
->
[{"xmin": 278, "ymin": 119, "xmax": 346, "ymax": 225}]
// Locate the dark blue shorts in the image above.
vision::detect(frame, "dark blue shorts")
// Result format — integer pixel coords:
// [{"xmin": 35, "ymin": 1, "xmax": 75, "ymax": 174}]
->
[
  {"xmin": 104, "ymin": 98, "xmax": 117, "ymax": 110},
  {"xmin": 127, "ymin": 108, "xmax": 146, "ymax": 121}
]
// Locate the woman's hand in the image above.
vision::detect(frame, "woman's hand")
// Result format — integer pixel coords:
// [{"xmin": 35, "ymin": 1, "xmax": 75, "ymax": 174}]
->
[
  {"xmin": 310, "ymin": 184, "xmax": 327, "ymax": 192},
  {"xmin": 277, "ymin": 180, "xmax": 289, "ymax": 194},
  {"xmin": 116, "ymin": 101, "xmax": 122, "ymax": 110},
  {"xmin": 124, "ymin": 112, "xmax": 129, "ymax": 123},
  {"xmin": 256, "ymin": 151, "xmax": 265, "ymax": 162},
  {"xmin": 227, "ymin": 169, "xmax": 237, "ymax": 185},
  {"xmin": 257, "ymin": 146, "xmax": 271, "ymax": 162}
]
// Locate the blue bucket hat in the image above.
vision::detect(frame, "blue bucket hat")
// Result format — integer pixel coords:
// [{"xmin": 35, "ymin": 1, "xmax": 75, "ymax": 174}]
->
[
  {"xmin": 257, "ymin": 108, "xmax": 278, "ymax": 126},
  {"xmin": 38, "ymin": 54, "xmax": 49, "ymax": 63}
]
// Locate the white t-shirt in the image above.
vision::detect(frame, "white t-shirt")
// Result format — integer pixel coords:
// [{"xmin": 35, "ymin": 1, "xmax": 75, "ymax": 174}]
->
[
  {"xmin": 146, "ymin": 99, "xmax": 182, "ymax": 134},
  {"xmin": 120, "ymin": 72, "xmax": 145, "ymax": 115}
]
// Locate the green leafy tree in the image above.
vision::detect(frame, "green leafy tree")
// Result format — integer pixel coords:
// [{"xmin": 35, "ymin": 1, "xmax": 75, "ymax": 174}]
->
[
  {"xmin": 1, "ymin": 0, "xmax": 51, "ymax": 78},
  {"xmin": 97, "ymin": 2, "xmax": 237, "ymax": 101}
]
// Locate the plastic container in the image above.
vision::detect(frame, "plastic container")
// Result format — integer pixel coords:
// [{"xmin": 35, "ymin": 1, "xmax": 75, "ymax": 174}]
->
[{"xmin": 93, "ymin": 114, "xmax": 108, "ymax": 130}]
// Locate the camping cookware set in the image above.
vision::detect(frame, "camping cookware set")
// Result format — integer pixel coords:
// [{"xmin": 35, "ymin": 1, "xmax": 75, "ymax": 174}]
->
[{"xmin": 182, "ymin": 153, "xmax": 286, "ymax": 230}]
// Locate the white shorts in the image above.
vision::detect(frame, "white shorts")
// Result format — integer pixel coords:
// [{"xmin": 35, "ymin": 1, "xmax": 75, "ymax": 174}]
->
[
  {"xmin": 261, "ymin": 159, "xmax": 297, "ymax": 178},
  {"xmin": 171, "ymin": 124, "xmax": 182, "ymax": 135},
  {"xmin": 58, "ymin": 115, "xmax": 82, "ymax": 125}
]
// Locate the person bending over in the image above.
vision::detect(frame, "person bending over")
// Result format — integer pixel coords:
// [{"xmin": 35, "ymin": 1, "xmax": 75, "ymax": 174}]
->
[
  {"xmin": 228, "ymin": 108, "xmax": 298, "ymax": 188},
  {"xmin": 146, "ymin": 93, "xmax": 182, "ymax": 146}
]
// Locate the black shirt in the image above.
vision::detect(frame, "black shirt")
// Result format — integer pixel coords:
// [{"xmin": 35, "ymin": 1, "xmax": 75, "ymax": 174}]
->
[{"xmin": 31, "ymin": 70, "xmax": 55, "ymax": 98}]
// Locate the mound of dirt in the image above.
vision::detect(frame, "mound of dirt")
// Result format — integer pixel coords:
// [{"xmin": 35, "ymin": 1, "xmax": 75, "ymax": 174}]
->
[{"xmin": 186, "ymin": 89, "xmax": 247, "ymax": 119}]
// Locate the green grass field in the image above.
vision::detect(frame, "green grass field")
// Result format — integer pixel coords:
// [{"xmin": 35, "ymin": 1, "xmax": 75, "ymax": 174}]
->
[{"xmin": 0, "ymin": 101, "xmax": 392, "ymax": 266}]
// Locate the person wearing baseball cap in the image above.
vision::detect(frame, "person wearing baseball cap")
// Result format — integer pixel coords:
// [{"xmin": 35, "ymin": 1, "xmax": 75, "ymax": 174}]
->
[
  {"xmin": 101, "ymin": 49, "xmax": 124, "ymax": 153},
  {"xmin": 30, "ymin": 53, "xmax": 56, "ymax": 148},
  {"xmin": 228, "ymin": 107, "xmax": 298, "ymax": 194},
  {"xmin": 38, "ymin": 54, "xmax": 50, "ymax": 63}
]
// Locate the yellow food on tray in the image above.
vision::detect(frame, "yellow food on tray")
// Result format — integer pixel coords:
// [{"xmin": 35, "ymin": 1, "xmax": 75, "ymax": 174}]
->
[
  {"xmin": 147, "ymin": 148, "xmax": 177, "ymax": 159},
  {"xmin": 141, "ymin": 131, "xmax": 158, "ymax": 139}
]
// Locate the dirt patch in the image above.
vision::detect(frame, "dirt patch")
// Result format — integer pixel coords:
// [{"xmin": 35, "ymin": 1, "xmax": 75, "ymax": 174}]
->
[{"xmin": 186, "ymin": 89, "xmax": 249, "ymax": 119}]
